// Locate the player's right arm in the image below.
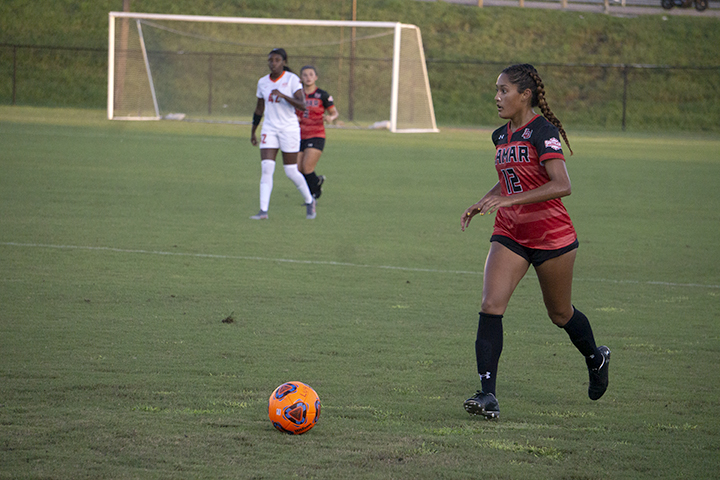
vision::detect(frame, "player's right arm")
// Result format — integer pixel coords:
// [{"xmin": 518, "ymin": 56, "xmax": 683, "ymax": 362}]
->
[
  {"xmin": 251, "ymin": 97, "xmax": 264, "ymax": 146},
  {"xmin": 461, "ymin": 182, "xmax": 502, "ymax": 231}
]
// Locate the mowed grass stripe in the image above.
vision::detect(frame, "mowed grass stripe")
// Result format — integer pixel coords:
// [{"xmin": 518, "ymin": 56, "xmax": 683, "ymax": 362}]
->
[{"xmin": 3, "ymin": 241, "xmax": 719, "ymax": 290}]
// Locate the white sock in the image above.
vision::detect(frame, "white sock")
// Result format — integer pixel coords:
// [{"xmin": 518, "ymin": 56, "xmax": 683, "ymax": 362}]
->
[
  {"xmin": 283, "ymin": 163, "xmax": 313, "ymax": 204},
  {"xmin": 259, "ymin": 160, "xmax": 275, "ymax": 212}
]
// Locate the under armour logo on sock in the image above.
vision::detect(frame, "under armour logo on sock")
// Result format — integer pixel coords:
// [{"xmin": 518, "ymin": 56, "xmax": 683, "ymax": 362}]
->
[{"xmin": 479, "ymin": 372, "xmax": 491, "ymax": 380}]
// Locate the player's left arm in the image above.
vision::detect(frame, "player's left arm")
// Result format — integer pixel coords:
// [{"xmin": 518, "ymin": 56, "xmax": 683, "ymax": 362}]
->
[
  {"xmin": 324, "ymin": 105, "xmax": 339, "ymax": 124},
  {"xmin": 489, "ymin": 124, "xmax": 571, "ymax": 209},
  {"xmin": 291, "ymin": 88, "xmax": 306, "ymax": 111},
  {"xmin": 483, "ymin": 159, "xmax": 571, "ymax": 214},
  {"xmin": 517, "ymin": 159, "xmax": 571, "ymax": 203},
  {"xmin": 322, "ymin": 92, "xmax": 338, "ymax": 123},
  {"xmin": 270, "ymin": 88, "xmax": 306, "ymax": 111}
]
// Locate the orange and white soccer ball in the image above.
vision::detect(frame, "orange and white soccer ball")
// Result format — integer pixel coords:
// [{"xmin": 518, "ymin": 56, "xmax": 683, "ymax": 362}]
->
[{"xmin": 268, "ymin": 381, "xmax": 321, "ymax": 435}]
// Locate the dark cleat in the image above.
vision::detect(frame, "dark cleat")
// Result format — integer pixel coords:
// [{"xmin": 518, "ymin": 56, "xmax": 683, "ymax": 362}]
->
[
  {"xmin": 314, "ymin": 175, "xmax": 325, "ymax": 199},
  {"xmin": 588, "ymin": 345, "xmax": 611, "ymax": 400},
  {"xmin": 463, "ymin": 391, "xmax": 500, "ymax": 419}
]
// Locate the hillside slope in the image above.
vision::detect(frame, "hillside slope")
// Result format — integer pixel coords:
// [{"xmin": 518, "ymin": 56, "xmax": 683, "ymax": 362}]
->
[{"xmin": 1, "ymin": 0, "xmax": 719, "ymax": 130}]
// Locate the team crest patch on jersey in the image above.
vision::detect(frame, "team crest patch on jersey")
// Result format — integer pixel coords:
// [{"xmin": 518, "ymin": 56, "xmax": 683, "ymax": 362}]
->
[
  {"xmin": 522, "ymin": 128, "xmax": 532, "ymax": 140},
  {"xmin": 545, "ymin": 138, "xmax": 562, "ymax": 150}
]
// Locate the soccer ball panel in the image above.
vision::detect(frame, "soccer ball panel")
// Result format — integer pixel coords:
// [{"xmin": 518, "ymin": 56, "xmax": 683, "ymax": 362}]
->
[{"xmin": 273, "ymin": 382, "xmax": 298, "ymax": 401}]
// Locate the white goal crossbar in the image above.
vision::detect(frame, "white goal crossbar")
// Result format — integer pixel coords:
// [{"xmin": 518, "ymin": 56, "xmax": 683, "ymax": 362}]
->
[{"xmin": 108, "ymin": 12, "xmax": 438, "ymax": 133}]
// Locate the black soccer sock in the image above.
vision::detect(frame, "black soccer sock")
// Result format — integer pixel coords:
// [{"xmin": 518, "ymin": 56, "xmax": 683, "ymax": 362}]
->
[
  {"xmin": 562, "ymin": 307, "xmax": 602, "ymax": 369},
  {"xmin": 303, "ymin": 172, "xmax": 320, "ymax": 197},
  {"xmin": 475, "ymin": 312, "xmax": 504, "ymax": 396}
]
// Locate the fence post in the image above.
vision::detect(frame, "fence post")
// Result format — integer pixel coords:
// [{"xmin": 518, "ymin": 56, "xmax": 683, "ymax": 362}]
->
[
  {"xmin": 348, "ymin": 0, "xmax": 357, "ymax": 121},
  {"xmin": 207, "ymin": 53, "xmax": 213, "ymax": 115},
  {"xmin": 621, "ymin": 65, "xmax": 629, "ymax": 131},
  {"xmin": 12, "ymin": 45, "xmax": 17, "ymax": 105}
]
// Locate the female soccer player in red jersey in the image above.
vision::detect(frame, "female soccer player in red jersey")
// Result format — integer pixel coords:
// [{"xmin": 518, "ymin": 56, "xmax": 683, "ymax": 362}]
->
[
  {"xmin": 250, "ymin": 48, "xmax": 316, "ymax": 220},
  {"xmin": 460, "ymin": 64, "xmax": 610, "ymax": 419},
  {"xmin": 296, "ymin": 66, "xmax": 339, "ymax": 199}
]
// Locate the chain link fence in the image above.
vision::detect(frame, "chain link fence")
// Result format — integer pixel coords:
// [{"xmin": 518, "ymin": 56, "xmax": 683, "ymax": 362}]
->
[
  {"xmin": 2, "ymin": 43, "xmax": 719, "ymax": 132},
  {"xmin": 427, "ymin": 59, "xmax": 720, "ymax": 131}
]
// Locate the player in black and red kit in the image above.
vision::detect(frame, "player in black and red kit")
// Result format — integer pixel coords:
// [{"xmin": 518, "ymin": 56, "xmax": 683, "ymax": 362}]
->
[
  {"xmin": 460, "ymin": 64, "xmax": 610, "ymax": 419},
  {"xmin": 296, "ymin": 66, "xmax": 339, "ymax": 199}
]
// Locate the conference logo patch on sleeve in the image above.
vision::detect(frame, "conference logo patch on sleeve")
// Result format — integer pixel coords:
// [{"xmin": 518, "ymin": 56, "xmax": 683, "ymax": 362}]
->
[{"xmin": 544, "ymin": 137, "xmax": 562, "ymax": 151}]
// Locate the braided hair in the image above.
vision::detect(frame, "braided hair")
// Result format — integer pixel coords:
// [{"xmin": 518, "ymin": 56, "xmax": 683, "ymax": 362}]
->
[{"xmin": 502, "ymin": 64, "xmax": 573, "ymax": 155}]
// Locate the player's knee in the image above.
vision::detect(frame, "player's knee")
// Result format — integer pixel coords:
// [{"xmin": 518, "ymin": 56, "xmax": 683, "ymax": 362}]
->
[
  {"xmin": 260, "ymin": 160, "xmax": 275, "ymax": 183},
  {"xmin": 481, "ymin": 299, "xmax": 507, "ymax": 316},
  {"xmin": 283, "ymin": 163, "xmax": 299, "ymax": 176},
  {"xmin": 547, "ymin": 307, "xmax": 573, "ymax": 326}
]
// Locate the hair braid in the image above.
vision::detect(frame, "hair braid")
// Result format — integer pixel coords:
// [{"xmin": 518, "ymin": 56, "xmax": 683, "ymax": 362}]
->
[
  {"xmin": 528, "ymin": 70, "xmax": 572, "ymax": 155},
  {"xmin": 503, "ymin": 64, "xmax": 573, "ymax": 155}
]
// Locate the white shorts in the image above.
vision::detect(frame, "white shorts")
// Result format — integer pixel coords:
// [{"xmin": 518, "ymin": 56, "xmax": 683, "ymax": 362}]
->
[{"xmin": 259, "ymin": 126, "xmax": 300, "ymax": 153}]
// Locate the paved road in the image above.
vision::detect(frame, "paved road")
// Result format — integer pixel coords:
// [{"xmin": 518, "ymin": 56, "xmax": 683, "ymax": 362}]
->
[{"xmin": 419, "ymin": 0, "xmax": 720, "ymax": 17}]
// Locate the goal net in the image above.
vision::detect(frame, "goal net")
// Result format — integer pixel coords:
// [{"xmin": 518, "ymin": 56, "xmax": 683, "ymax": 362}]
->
[{"xmin": 108, "ymin": 12, "xmax": 438, "ymax": 133}]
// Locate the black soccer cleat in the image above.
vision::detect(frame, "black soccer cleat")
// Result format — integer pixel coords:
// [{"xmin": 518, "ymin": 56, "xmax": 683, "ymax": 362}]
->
[
  {"xmin": 313, "ymin": 175, "xmax": 325, "ymax": 199},
  {"xmin": 464, "ymin": 391, "xmax": 500, "ymax": 419},
  {"xmin": 588, "ymin": 345, "xmax": 611, "ymax": 400}
]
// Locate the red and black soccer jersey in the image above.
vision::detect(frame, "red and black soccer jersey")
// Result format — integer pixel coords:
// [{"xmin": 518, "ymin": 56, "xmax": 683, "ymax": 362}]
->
[
  {"xmin": 297, "ymin": 88, "xmax": 334, "ymax": 140},
  {"xmin": 491, "ymin": 114, "xmax": 577, "ymax": 250}
]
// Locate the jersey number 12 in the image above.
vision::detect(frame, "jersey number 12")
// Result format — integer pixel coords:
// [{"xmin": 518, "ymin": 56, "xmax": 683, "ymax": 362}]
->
[{"xmin": 501, "ymin": 168, "xmax": 523, "ymax": 194}]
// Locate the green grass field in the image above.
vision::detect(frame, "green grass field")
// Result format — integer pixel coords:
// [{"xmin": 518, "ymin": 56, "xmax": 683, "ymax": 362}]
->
[{"xmin": 1, "ymin": 106, "xmax": 719, "ymax": 479}]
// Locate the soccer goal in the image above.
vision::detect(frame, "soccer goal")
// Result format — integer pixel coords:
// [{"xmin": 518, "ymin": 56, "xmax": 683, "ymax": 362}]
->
[{"xmin": 107, "ymin": 12, "xmax": 438, "ymax": 133}]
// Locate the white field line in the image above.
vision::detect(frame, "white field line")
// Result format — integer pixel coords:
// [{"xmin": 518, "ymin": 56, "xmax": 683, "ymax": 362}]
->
[
  {"xmin": 0, "ymin": 242, "xmax": 478, "ymax": 275},
  {"xmin": 2, "ymin": 241, "xmax": 719, "ymax": 289},
  {"xmin": 2, "ymin": 128, "xmax": 237, "ymax": 143}
]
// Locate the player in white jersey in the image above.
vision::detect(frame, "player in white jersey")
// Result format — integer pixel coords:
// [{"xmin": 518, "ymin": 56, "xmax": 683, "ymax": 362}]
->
[{"xmin": 250, "ymin": 48, "xmax": 316, "ymax": 220}]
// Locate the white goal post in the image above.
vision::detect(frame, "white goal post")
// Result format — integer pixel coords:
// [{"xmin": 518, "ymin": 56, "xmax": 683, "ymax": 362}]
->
[{"xmin": 107, "ymin": 12, "xmax": 438, "ymax": 133}]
